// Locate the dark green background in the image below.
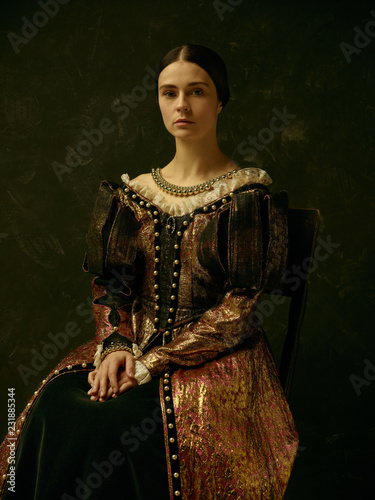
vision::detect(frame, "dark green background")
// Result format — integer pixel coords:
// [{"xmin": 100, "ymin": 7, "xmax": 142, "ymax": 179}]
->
[{"xmin": 1, "ymin": 0, "xmax": 374, "ymax": 497}]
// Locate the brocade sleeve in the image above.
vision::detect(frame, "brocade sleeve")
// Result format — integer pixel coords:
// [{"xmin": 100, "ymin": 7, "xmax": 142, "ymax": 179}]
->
[{"xmin": 139, "ymin": 287, "xmax": 263, "ymax": 378}]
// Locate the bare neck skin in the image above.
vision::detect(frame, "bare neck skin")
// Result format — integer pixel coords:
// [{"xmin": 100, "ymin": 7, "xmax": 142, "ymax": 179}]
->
[{"xmin": 161, "ymin": 133, "xmax": 237, "ymax": 186}]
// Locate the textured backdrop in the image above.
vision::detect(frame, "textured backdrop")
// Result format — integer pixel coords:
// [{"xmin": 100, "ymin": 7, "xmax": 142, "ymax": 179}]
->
[{"xmin": 0, "ymin": 0, "xmax": 374, "ymax": 498}]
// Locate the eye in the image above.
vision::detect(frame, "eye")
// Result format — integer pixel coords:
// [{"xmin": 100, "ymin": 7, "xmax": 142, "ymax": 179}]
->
[
  {"xmin": 162, "ymin": 90, "xmax": 175, "ymax": 98},
  {"xmin": 191, "ymin": 88, "xmax": 203, "ymax": 95}
]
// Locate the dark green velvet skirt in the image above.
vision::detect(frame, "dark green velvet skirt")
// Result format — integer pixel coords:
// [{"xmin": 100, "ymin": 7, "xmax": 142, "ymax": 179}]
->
[{"xmin": 4, "ymin": 372, "xmax": 169, "ymax": 500}]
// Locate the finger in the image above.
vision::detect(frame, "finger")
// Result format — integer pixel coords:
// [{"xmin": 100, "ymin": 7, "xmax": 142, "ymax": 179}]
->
[
  {"xmin": 98, "ymin": 366, "xmax": 109, "ymax": 400},
  {"xmin": 99, "ymin": 386, "xmax": 114, "ymax": 402},
  {"xmin": 118, "ymin": 378, "xmax": 137, "ymax": 394},
  {"xmin": 89, "ymin": 370, "xmax": 101, "ymax": 399},
  {"xmin": 91, "ymin": 385, "xmax": 113, "ymax": 402},
  {"xmin": 117, "ymin": 368, "xmax": 134, "ymax": 384},
  {"xmin": 108, "ymin": 360, "xmax": 123, "ymax": 396},
  {"xmin": 91, "ymin": 367, "xmax": 102, "ymax": 394},
  {"xmin": 125, "ymin": 352, "xmax": 135, "ymax": 378},
  {"xmin": 87, "ymin": 371, "xmax": 95, "ymax": 385},
  {"xmin": 118, "ymin": 371, "xmax": 138, "ymax": 392},
  {"xmin": 87, "ymin": 370, "xmax": 98, "ymax": 393},
  {"xmin": 111, "ymin": 371, "xmax": 132, "ymax": 396},
  {"xmin": 90, "ymin": 392, "xmax": 100, "ymax": 402},
  {"xmin": 90, "ymin": 383, "xmax": 101, "ymax": 401}
]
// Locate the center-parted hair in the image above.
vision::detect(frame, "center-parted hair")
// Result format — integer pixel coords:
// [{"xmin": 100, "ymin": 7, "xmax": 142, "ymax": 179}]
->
[{"xmin": 155, "ymin": 44, "xmax": 230, "ymax": 110}]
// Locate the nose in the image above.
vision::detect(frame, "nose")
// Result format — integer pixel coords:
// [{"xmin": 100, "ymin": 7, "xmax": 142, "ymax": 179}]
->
[{"xmin": 176, "ymin": 94, "xmax": 190, "ymax": 112}]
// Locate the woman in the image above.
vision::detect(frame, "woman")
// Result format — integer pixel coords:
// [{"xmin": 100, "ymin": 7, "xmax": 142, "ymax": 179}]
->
[{"xmin": 0, "ymin": 44, "xmax": 298, "ymax": 499}]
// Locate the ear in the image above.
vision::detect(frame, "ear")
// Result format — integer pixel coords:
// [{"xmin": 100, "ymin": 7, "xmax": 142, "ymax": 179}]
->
[{"xmin": 218, "ymin": 102, "xmax": 223, "ymax": 113}]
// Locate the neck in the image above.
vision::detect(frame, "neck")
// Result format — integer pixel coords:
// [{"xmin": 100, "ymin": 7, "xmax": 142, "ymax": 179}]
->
[{"xmin": 162, "ymin": 134, "xmax": 237, "ymax": 185}]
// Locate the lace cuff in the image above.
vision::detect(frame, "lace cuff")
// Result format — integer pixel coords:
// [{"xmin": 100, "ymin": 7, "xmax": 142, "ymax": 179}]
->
[{"xmin": 134, "ymin": 361, "xmax": 152, "ymax": 385}]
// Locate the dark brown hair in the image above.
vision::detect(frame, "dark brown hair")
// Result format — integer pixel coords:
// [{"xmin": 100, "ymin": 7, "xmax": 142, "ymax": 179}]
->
[{"xmin": 155, "ymin": 44, "xmax": 230, "ymax": 110}]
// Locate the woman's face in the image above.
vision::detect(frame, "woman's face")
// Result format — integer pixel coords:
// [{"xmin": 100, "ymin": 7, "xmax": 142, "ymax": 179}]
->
[{"xmin": 157, "ymin": 60, "xmax": 222, "ymax": 141}]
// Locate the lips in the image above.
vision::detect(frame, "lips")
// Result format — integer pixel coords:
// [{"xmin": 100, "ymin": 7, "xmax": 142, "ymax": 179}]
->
[{"xmin": 174, "ymin": 118, "xmax": 194, "ymax": 124}]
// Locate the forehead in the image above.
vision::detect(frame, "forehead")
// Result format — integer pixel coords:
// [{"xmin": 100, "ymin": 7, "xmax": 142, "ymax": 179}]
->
[{"xmin": 158, "ymin": 60, "xmax": 213, "ymax": 87}]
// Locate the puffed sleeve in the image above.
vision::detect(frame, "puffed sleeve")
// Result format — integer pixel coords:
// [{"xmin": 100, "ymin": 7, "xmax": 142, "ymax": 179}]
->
[
  {"xmin": 138, "ymin": 188, "xmax": 289, "ymax": 378},
  {"xmin": 83, "ymin": 180, "xmax": 138, "ymax": 346}
]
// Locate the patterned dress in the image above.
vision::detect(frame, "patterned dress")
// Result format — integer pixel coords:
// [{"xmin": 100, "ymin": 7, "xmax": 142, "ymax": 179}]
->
[{"xmin": 0, "ymin": 167, "xmax": 298, "ymax": 499}]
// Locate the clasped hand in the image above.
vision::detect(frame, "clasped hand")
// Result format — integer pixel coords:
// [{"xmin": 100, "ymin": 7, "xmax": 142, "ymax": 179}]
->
[{"xmin": 87, "ymin": 351, "xmax": 138, "ymax": 402}]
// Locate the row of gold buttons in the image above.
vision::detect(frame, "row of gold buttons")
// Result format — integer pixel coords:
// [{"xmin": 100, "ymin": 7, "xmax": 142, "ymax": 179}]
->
[
  {"xmin": 161, "ymin": 214, "xmax": 193, "ymax": 344},
  {"xmin": 153, "ymin": 209, "xmax": 162, "ymax": 337},
  {"xmin": 163, "ymin": 371, "xmax": 181, "ymax": 497},
  {"xmin": 123, "ymin": 187, "xmax": 163, "ymax": 339}
]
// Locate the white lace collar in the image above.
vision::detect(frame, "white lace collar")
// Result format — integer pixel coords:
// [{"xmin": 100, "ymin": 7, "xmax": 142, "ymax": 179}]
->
[{"xmin": 121, "ymin": 167, "xmax": 272, "ymax": 216}]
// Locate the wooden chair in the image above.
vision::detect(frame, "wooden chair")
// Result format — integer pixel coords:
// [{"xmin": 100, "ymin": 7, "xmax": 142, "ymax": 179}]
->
[{"xmin": 278, "ymin": 208, "xmax": 321, "ymax": 400}]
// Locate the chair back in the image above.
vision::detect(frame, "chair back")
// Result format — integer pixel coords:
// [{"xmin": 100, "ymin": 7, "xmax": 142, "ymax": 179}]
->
[{"xmin": 278, "ymin": 208, "xmax": 320, "ymax": 400}]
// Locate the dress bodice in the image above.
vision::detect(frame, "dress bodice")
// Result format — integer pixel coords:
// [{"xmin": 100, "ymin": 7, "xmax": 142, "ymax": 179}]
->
[{"xmin": 104, "ymin": 167, "xmax": 273, "ymax": 354}]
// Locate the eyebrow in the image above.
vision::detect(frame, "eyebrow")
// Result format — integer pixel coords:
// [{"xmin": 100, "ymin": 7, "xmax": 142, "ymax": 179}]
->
[{"xmin": 158, "ymin": 81, "xmax": 210, "ymax": 91}]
